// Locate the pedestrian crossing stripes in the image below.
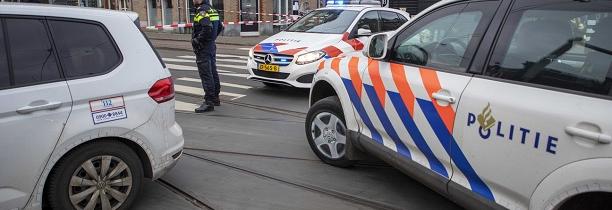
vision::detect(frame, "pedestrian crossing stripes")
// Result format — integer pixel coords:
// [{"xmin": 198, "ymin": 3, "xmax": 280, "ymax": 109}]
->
[
  {"xmin": 165, "ymin": 63, "xmax": 250, "ymax": 78},
  {"xmin": 166, "ymin": 64, "xmax": 232, "ymax": 73},
  {"xmin": 178, "ymin": 54, "xmax": 249, "ymax": 60},
  {"xmin": 219, "ymin": 73, "xmax": 249, "ymax": 78},
  {"xmin": 163, "ymin": 57, "xmax": 248, "ymax": 64},
  {"xmin": 177, "ymin": 77, "xmax": 252, "ymax": 89},
  {"xmin": 174, "ymin": 84, "xmax": 246, "ymax": 99},
  {"xmin": 217, "ymin": 63, "xmax": 249, "ymax": 70},
  {"xmin": 175, "ymin": 100, "xmax": 199, "ymax": 112},
  {"xmin": 163, "ymin": 53, "xmax": 254, "ymax": 111}
]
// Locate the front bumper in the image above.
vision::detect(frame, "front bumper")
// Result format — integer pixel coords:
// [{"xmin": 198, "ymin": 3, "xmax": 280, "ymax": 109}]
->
[{"xmin": 246, "ymin": 58, "xmax": 320, "ymax": 89}]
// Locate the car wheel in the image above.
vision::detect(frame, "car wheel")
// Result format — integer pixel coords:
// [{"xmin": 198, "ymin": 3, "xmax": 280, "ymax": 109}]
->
[
  {"xmin": 306, "ymin": 96, "xmax": 355, "ymax": 167},
  {"xmin": 263, "ymin": 82, "xmax": 281, "ymax": 88},
  {"xmin": 46, "ymin": 141, "xmax": 143, "ymax": 210}
]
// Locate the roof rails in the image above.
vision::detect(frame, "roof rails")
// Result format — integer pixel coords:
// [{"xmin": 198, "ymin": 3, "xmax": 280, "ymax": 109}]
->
[{"xmin": 325, "ymin": 0, "xmax": 383, "ymax": 7}]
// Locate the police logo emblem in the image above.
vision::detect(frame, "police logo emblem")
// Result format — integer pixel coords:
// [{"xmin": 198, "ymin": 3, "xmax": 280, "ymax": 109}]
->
[{"xmin": 477, "ymin": 103, "xmax": 496, "ymax": 131}]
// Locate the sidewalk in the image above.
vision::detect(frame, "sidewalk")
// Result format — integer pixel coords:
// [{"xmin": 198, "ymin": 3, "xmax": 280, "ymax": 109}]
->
[{"xmin": 145, "ymin": 31, "xmax": 269, "ymax": 46}]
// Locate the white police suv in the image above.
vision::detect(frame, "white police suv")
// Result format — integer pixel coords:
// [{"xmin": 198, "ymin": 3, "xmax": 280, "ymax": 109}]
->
[
  {"xmin": 247, "ymin": 0, "xmax": 410, "ymax": 88},
  {"xmin": 0, "ymin": 3, "xmax": 183, "ymax": 210},
  {"xmin": 307, "ymin": 0, "xmax": 612, "ymax": 209}
]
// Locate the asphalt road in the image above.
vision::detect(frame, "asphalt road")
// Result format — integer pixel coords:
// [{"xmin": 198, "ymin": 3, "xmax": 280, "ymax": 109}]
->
[{"xmin": 131, "ymin": 45, "xmax": 462, "ymax": 210}]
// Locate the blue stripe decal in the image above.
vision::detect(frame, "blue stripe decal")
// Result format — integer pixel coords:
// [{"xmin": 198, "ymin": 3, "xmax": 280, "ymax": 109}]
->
[
  {"xmin": 363, "ymin": 85, "xmax": 411, "ymax": 159},
  {"xmin": 388, "ymin": 92, "xmax": 448, "ymax": 178},
  {"xmin": 416, "ymin": 99, "xmax": 495, "ymax": 201},
  {"xmin": 342, "ymin": 79, "xmax": 383, "ymax": 144},
  {"xmin": 259, "ymin": 43, "xmax": 279, "ymax": 53}
]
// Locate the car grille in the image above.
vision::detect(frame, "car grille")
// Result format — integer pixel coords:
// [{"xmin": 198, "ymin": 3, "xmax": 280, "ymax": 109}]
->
[
  {"xmin": 253, "ymin": 52, "xmax": 294, "ymax": 66},
  {"xmin": 252, "ymin": 69, "xmax": 290, "ymax": 79}
]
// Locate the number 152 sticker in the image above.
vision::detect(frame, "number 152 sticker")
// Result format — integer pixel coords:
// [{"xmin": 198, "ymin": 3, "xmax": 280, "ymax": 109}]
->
[{"xmin": 89, "ymin": 96, "xmax": 128, "ymax": 125}]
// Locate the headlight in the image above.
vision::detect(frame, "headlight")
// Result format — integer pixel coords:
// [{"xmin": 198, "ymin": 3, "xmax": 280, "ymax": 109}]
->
[
  {"xmin": 295, "ymin": 50, "xmax": 326, "ymax": 65},
  {"xmin": 249, "ymin": 47, "xmax": 255, "ymax": 59}
]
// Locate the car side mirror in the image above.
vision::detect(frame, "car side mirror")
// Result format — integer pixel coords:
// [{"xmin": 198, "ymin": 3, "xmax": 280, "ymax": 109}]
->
[
  {"xmin": 363, "ymin": 33, "xmax": 388, "ymax": 60},
  {"xmin": 357, "ymin": 28, "xmax": 372, "ymax": 37}
]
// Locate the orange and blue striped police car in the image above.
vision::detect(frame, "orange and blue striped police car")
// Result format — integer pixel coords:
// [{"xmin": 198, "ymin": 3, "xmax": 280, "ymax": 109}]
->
[{"xmin": 306, "ymin": 0, "xmax": 612, "ymax": 209}]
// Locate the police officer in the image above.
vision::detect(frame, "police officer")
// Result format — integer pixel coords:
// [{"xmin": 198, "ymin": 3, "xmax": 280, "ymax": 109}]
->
[{"xmin": 192, "ymin": 0, "xmax": 223, "ymax": 113}]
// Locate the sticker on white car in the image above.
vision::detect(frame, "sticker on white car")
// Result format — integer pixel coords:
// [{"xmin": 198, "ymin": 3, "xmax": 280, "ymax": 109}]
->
[{"xmin": 89, "ymin": 96, "xmax": 128, "ymax": 124}]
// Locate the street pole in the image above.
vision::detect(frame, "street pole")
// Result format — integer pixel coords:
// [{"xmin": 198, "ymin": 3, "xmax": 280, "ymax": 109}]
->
[{"xmin": 179, "ymin": 0, "xmax": 183, "ymax": 24}]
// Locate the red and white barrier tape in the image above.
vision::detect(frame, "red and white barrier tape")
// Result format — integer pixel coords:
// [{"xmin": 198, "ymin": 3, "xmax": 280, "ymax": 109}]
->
[
  {"xmin": 145, "ymin": 9, "xmax": 302, "ymax": 30},
  {"xmin": 146, "ymin": 19, "xmax": 296, "ymax": 30},
  {"xmin": 225, "ymin": 19, "xmax": 295, "ymax": 25},
  {"xmin": 218, "ymin": 10, "xmax": 298, "ymax": 18}
]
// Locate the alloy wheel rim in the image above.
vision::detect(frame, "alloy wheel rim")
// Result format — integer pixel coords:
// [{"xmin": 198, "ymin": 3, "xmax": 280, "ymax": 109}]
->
[
  {"xmin": 69, "ymin": 155, "xmax": 132, "ymax": 210},
  {"xmin": 311, "ymin": 112, "xmax": 347, "ymax": 159}
]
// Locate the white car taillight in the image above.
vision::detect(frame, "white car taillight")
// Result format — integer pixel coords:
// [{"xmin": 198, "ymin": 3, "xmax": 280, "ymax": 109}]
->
[{"xmin": 148, "ymin": 77, "xmax": 175, "ymax": 103}]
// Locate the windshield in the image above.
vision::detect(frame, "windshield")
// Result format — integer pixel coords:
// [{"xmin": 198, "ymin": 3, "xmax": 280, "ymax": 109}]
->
[{"xmin": 286, "ymin": 9, "xmax": 359, "ymax": 34}]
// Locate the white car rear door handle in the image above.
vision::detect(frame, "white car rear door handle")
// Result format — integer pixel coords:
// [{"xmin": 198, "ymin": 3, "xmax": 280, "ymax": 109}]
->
[
  {"xmin": 565, "ymin": 126, "xmax": 612, "ymax": 144},
  {"xmin": 16, "ymin": 101, "xmax": 62, "ymax": 114},
  {"xmin": 432, "ymin": 92, "xmax": 456, "ymax": 104}
]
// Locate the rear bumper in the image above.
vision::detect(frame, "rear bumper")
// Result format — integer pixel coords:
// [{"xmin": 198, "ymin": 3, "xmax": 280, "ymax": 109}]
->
[
  {"xmin": 132, "ymin": 100, "xmax": 184, "ymax": 180},
  {"xmin": 152, "ymin": 121, "xmax": 184, "ymax": 179}
]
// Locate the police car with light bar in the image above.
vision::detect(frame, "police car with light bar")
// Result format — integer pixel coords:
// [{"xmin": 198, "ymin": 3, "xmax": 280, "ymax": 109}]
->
[
  {"xmin": 246, "ymin": 0, "xmax": 410, "ymax": 88},
  {"xmin": 307, "ymin": 0, "xmax": 612, "ymax": 209}
]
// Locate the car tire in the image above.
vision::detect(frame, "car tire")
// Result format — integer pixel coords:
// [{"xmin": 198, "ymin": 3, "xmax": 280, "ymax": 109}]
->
[
  {"xmin": 46, "ymin": 140, "xmax": 143, "ymax": 210},
  {"xmin": 306, "ymin": 96, "xmax": 355, "ymax": 167},
  {"xmin": 263, "ymin": 82, "xmax": 281, "ymax": 88}
]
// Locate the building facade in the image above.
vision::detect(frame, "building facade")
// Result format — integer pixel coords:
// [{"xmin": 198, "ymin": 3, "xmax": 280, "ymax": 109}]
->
[
  {"xmin": 0, "ymin": 0, "xmax": 440, "ymax": 36},
  {"xmin": 0, "ymin": 0, "xmax": 134, "ymax": 10},
  {"xmin": 132, "ymin": 0, "xmax": 319, "ymax": 36},
  {"xmin": 389, "ymin": 0, "xmax": 439, "ymax": 15}
]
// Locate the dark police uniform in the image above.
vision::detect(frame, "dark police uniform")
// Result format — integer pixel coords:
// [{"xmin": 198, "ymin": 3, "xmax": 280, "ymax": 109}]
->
[{"xmin": 192, "ymin": 2, "xmax": 223, "ymax": 112}]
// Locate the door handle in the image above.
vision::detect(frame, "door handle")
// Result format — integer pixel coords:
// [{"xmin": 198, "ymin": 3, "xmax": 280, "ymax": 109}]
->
[
  {"xmin": 16, "ymin": 101, "xmax": 62, "ymax": 114},
  {"xmin": 565, "ymin": 126, "xmax": 611, "ymax": 144},
  {"xmin": 432, "ymin": 92, "xmax": 456, "ymax": 104}
]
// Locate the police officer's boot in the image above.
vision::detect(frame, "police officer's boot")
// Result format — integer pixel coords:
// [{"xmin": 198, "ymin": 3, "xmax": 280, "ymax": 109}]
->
[
  {"xmin": 195, "ymin": 102, "xmax": 214, "ymax": 113},
  {"xmin": 212, "ymin": 98, "xmax": 221, "ymax": 106}
]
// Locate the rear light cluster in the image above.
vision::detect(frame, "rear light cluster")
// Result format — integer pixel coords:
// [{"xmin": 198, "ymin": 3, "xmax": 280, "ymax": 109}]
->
[{"xmin": 148, "ymin": 77, "xmax": 175, "ymax": 103}]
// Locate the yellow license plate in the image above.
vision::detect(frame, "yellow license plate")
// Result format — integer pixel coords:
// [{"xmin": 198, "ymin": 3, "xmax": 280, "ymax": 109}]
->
[{"xmin": 258, "ymin": 64, "xmax": 280, "ymax": 72}]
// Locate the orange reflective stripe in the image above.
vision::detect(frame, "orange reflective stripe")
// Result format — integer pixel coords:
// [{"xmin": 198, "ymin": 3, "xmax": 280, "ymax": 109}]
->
[
  {"xmin": 322, "ymin": 45, "xmax": 343, "ymax": 58},
  {"xmin": 317, "ymin": 60, "xmax": 325, "ymax": 71},
  {"xmin": 368, "ymin": 60, "xmax": 386, "ymax": 106},
  {"xmin": 348, "ymin": 57, "xmax": 363, "ymax": 98},
  {"xmin": 341, "ymin": 32, "xmax": 364, "ymax": 51},
  {"xmin": 419, "ymin": 68, "xmax": 455, "ymax": 133},
  {"xmin": 390, "ymin": 63, "xmax": 415, "ymax": 118},
  {"xmin": 331, "ymin": 57, "xmax": 341, "ymax": 75}
]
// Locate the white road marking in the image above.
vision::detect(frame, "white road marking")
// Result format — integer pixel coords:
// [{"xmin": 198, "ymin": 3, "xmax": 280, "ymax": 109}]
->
[
  {"xmin": 219, "ymin": 73, "xmax": 250, "ymax": 78},
  {"xmin": 163, "ymin": 58, "xmax": 195, "ymax": 63},
  {"xmin": 179, "ymin": 54, "xmax": 249, "ymax": 60},
  {"xmin": 166, "ymin": 64, "xmax": 232, "ymax": 73},
  {"xmin": 163, "ymin": 57, "xmax": 247, "ymax": 64},
  {"xmin": 217, "ymin": 63, "xmax": 248, "ymax": 70},
  {"xmin": 177, "ymin": 77, "xmax": 252, "ymax": 89},
  {"xmin": 218, "ymin": 58, "xmax": 248, "ymax": 64},
  {"xmin": 238, "ymin": 47, "xmax": 252, "ymax": 51},
  {"xmin": 174, "ymin": 84, "xmax": 246, "ymax": 100},
  {"xmin": 175, "ymin": 101, "xmax": 198, "ymax": 112},
  {"xmin": 176, "ymin": 55, "xmax": 197, "ymax": 60}
]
